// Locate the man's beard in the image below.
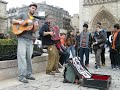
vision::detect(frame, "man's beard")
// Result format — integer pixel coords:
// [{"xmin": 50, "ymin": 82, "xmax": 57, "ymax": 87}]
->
[{"xmin": 30, "ymin": 12, "xmax": 34, "ymax": 15}]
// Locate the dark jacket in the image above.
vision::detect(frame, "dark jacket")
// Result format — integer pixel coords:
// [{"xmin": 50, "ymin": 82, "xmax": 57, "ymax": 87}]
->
[
  {"xmin": 93, "ymin": 30, "xmax": 106, "ymax": 50},
  {"xmin": 39, "ymin": 22, "xmax": 55, "ymax": 45}
]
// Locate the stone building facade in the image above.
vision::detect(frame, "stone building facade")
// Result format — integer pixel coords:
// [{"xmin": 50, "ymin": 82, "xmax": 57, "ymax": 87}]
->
[
  {"xmin": 79, "ymin": 0, "xmax": 120, "ymax": 36},
  {"xmin": 71, "ymin": 14, "xmax": 79, "ymax": 32},
  {"xmin": 0, "ymin": 0, "xmax": 7, "ymax": 33},
  {"xmin": 7, "ymin": 2, "xmax": 71, "ymax": 32}
]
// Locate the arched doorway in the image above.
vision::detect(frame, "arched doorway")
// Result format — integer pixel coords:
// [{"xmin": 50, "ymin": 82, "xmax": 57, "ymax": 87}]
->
[{"xmin": 91, "ymin": 10, "xmax": 117, "ymax": 37}]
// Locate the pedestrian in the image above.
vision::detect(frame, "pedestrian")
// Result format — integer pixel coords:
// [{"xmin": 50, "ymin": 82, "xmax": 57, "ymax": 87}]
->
[
  {"xmin": 110, "ymin": 24, "xmax": 120, "ymax": 70},
  {"xmin": 94, "ymin": 22, "xmax": 107, "ymax": 66},
  {"xmin": 79, "ymin": 24, "xmax": 92, "ymax": 67},
  {"xmin": 12, "ymin": 3, "xmax": 39, "ymax": 83},
  {"xmin": 93, "ymin": 26, "xmax": 106, "ymax": 69}
]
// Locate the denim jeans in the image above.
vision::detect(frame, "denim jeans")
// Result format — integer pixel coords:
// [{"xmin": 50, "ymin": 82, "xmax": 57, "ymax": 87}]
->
[
  {"xmin": 79, "ymin": 47, "xmax": 89, "ymax": 65},
  {"xmin": 17, "ymin": 38, "xmax": 33, "ymax": 79},
  {"xmin": 67, "ymin": 45, "xmax": 76, "ymax": 58}
]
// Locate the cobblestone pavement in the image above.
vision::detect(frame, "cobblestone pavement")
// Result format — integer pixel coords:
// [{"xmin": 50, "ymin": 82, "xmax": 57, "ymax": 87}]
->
[{"xmin": 0, "ymin": 49, "xmax": 120, "ymax": 90}]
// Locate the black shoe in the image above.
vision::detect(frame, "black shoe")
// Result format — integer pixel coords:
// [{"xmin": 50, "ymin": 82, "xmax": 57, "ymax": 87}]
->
[
  {"xmin": 19, "ymin": 77, "xmax": 29, "ymax": 83},
  {"xmin": 26, "ymin": 76, "xmax": 35, "ymax": 80}
]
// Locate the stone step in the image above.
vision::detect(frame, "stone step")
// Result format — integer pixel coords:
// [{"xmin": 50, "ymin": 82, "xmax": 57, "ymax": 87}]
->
[
  {"xmin": 0, "ymin": 68, "xmax": 64, "ymax": 90},
  {"xmin": 0, "ymin": 54, "xmax": 48, "ymax": 81}
]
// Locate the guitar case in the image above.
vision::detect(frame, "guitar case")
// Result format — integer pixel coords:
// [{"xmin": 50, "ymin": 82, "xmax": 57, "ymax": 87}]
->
[
  {"xmin": 67, "ymin": 57, "xmax": 92, "ymax": 79},
  {"xmin": 66, "ymin": 57, "xmax": 111, "ymax": 90}
]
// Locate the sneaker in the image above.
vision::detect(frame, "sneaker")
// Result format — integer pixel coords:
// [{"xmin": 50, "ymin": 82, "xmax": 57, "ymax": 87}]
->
[
  {"xmin": 26, "ymin": 75, "xmax": 35, "ymax": 80},
  {"xmin": 19, "ymin": 77, "xmax": 28, "ymax": 83},
  {"xmin": 46, "ymin": 72, "xmax": 55, "ymax": 75}
]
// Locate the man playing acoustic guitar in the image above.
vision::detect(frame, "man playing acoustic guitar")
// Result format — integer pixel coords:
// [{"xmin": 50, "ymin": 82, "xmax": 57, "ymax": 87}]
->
[{"xmin": 12, "ymin": 3, "xmax": 39, "ymax": 83}]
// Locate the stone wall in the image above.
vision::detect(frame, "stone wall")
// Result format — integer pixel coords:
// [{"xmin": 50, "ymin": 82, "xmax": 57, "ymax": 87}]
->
[
  {"xmin": 0, "ymin": 54, "xmax": 48, "ymax": 80},
  {"xmin": 0, "ymin": 1, "xmax": 7, "ymax": 33},
  {"xmin": 0, "ymin": 18, "xmax": 7, "ymax": 33}
]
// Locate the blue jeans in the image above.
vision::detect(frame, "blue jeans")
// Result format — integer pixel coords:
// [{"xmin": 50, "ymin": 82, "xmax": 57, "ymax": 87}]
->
[
  {"xmin": 17, "ymin": 38, "xmax": 33, "ymax": 79},
  {"xmin": 79, "ymin": 47, "xmax": 89, "ymax": 65},
  {"xmin": 67, "ymin": 45, "xmax": 76, "ymax": 57}
]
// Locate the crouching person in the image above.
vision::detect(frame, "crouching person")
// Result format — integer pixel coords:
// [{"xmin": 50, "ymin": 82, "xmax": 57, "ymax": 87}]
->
[
  {"xmin": 63, "ymin": 59, "xmax": 80, "ymax": 84},
  {"xmin": 56, "ymin": 40, "xmax": 69, "ymax": 66}
]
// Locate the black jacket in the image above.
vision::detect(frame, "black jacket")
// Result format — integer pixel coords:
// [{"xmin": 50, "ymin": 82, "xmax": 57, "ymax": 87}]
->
[
  {"xmin": 93, "ymin": 31, "xmax": 106, "ymax": 50},
  {"xmin": 39, "ymin": 22, "xmax": 55, "ymax": 45}
]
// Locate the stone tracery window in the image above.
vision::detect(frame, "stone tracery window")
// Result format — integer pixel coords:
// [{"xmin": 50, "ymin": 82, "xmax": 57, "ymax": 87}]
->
[{"xmin": 84, "ymin": 0, "xmax": 117, "ymax": 5}]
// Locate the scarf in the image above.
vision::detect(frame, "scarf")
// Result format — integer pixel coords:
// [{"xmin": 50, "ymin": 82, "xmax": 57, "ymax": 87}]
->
[{"xmin": 112, "ymin": 31, "xmax": 119, "ymax": 49}]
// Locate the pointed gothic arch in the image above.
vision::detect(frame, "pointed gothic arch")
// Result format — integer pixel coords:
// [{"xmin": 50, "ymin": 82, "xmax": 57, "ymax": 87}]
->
[{"xmin": 91, "ymin": 9, "xmax": 117, "ymax": 32}]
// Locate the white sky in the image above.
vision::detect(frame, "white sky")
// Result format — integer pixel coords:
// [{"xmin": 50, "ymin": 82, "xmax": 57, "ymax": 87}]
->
[{"xmin": 4, "ymin": 0, "xmax": 79, "ymax": 16}]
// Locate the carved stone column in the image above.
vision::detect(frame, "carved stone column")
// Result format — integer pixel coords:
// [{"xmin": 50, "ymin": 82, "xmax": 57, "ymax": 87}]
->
[{"xmin": 79, "ymin": 0, "xmax": 84, "ymax": 32}]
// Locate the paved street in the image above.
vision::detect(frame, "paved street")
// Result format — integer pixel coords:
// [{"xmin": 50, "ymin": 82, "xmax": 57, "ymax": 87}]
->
[{"xmin": 0, "ymin": 48, "xmax": 120, "ymax": 90}]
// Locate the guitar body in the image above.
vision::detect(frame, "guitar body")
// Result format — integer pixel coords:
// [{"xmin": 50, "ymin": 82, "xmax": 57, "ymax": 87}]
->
[{"xmin": 12, "ymin": 19, "xmax": 33, "ymax": 35}]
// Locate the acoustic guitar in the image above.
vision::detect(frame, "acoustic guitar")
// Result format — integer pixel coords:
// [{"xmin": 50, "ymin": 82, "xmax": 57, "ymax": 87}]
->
[{"xmin": 12, "ymin": 19, "xmax": 34, "ymax": 35}]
